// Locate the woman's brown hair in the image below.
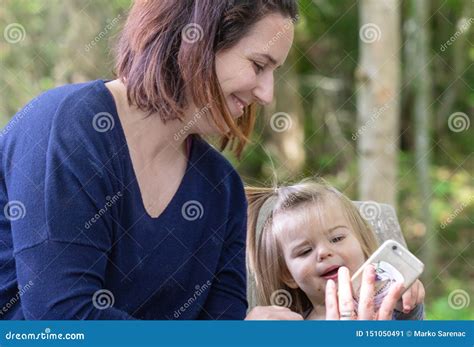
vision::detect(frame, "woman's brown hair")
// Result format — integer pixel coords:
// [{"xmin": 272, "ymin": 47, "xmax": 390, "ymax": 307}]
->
[{"xmin": 114, "ymin": 0, "xmax": 299, "ymax": 158}]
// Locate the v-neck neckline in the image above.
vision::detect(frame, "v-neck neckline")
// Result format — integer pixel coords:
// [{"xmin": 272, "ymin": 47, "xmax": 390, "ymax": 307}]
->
[{"xmin": 98, "ymin": 79, "xmax": 195, "ymax": 221}]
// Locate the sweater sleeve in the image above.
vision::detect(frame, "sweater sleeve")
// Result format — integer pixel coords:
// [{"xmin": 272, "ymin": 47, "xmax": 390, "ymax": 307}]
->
[
  {"xmin": 6, "ymin": 99, "xmax": 135, "ymax": 319},
  {"xmin": 197, "ymin": 179, "xmax": 248, "ymax": 320},
  {"xmin": 197, "ymin": 214, "xmax": 248, "ymax": 320}
]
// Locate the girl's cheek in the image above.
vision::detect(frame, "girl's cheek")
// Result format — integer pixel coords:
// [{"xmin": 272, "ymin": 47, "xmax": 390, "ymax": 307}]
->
[{"xmin": 298, "ymin": 260, "xmax": 314, "ymax": 280}]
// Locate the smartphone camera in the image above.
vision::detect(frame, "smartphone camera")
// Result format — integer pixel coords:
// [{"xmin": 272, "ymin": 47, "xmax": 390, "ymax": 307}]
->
[{"xmin": 392, "ymin": 245, "xmax": 402, "ymax": 256}]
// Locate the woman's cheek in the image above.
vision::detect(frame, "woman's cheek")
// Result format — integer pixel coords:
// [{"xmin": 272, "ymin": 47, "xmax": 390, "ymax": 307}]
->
[{"xmin": 235, "ymin": 67, "xmax": 258, "ymax": 89}]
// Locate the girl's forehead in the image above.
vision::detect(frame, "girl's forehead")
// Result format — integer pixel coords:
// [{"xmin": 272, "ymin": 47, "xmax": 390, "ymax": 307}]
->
[{"xmin": 275, "ymin": 197, "xmax": 350, "ymax": 241}]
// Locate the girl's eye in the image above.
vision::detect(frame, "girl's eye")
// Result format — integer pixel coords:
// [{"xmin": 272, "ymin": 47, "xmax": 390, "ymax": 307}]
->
[
  {"xmin": 330, "ymin": 236, "xmax": 345, "ymax": 243},
  {"xmin": 252, "ymin": 61, "xmax": 264, "ymax": 73},
  {"xmin": 298, "ymin": 249, "xmax": 311, "ymax": 257}
]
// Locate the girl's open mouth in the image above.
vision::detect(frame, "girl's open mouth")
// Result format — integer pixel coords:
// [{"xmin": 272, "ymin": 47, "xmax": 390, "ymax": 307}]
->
[{"xmin": 321, "ymin": 266, "xmax": 341, "ymax": 280}]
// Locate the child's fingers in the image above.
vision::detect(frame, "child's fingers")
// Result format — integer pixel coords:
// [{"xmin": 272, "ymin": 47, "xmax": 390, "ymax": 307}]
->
[
  {"xmin": 357, "ymin": 264, "xmax": 375, "ymax": 319},
  {"xmin": 378, "ymin": 282, "xmax": 404, "ymax": 320},
  {"xmin": 402, "ymin": 283, "xmax": 416, "ymax": 313},
  {"xmin": 325, "ymin": 279, "xmax": 339, "ymax": 320},
  {"xmin": 279, "ymin": 311, "xmax": 304, "ymax": 320},
  {"xmin": 245, "ymin": 306, "xmax": 304, "ymax": 320},
  {"xmin": 271, "ymin": 310, "xmax": 303, "ymax": 320},
  {"xmin": 337, "ymin": 266, "xmax": 355, "ymax": 320},
  {"xmin": 417, "ymin": 280, "xmax": 425, "ymax": 305}
]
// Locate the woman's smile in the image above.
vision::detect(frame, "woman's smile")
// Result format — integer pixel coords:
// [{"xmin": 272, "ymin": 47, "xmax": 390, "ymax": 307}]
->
[
  {"xmin": 231, "ymin": 94, "xmax": 245, "ymax": 114},
  {"xmin": 230, "ymin": 94, "xmax": 249, "ymax": 116}
]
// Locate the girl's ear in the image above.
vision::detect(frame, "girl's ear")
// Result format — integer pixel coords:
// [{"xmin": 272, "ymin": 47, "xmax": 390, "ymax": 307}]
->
[{"xmin": 281, "ymin": 270, "xmax": 299, "ymax": 289}]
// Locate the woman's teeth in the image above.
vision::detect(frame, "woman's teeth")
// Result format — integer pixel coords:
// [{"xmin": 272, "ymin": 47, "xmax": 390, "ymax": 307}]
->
[{"xmin": 233, "ymin": 95, "xmax": 244, "ymax": 110}]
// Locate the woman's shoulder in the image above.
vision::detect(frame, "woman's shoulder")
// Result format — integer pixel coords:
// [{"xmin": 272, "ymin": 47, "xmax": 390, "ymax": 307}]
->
[
  {"xmin": 48, "ymin": 79, "xmax": 117, "ymax": 135},
  {"xmin": 1, "ymin": 80, "xmax": 122, "ymax": 181},
  {"xmin": 2, "ymin": 79, "xmax": 116, "ymax": 144}
]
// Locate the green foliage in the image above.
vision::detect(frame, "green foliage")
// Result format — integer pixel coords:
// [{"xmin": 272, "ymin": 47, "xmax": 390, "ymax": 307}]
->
[{"xmin": 426, "ymin": 277, "xmax": 473, "ymax": 320}]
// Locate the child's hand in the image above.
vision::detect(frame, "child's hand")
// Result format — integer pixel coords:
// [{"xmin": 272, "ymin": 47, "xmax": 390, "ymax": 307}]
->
[
  {"xmin": 401, "ymin": 279, "xmax": 425, "ymax": 313},
  {"xmin": 245, "ymin": 306, "xmax": 304, "ymax": 320},
  {"xmin": 325, "ymin": 266, "xmax": 404, "ymax": 320}
]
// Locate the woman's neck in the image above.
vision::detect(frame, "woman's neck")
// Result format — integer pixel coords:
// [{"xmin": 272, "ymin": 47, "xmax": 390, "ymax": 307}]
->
[{"xmin": 105, "ymin": 79, "xmax": 198, "ymax": 163}]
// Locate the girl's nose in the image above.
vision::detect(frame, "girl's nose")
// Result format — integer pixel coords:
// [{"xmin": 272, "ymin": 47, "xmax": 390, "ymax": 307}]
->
[{"xmin": 316, "ymin": 243, "xmax": 333, "ymax": 262}]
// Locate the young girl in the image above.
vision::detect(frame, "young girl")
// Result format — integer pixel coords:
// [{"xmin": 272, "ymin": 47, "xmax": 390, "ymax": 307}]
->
[{"xmin": 246, "ymin": 180, "xmax": 425, "ymax": 320}]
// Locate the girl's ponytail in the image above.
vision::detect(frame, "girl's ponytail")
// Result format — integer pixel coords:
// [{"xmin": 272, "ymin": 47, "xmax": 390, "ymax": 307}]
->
[{"xmin": 245, "ymin": 187, "xmax": 276, "ymax": 276}]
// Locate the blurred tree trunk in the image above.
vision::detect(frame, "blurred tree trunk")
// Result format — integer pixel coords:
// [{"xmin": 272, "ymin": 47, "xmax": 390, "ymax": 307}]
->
[
  {"xmin": 411, "ymin": 0, "xmax": 436, "ymax": 280},
  {"xmin": 264, "ymin": 59, "xmax": 306, "ymax": 179},
  {"xmin": 435, "ymin": 0, "xmax": 472, "ymax": 133},
  {"xmin": 356, "ymin": 0, "xmax": 401, "ymax": 207}
]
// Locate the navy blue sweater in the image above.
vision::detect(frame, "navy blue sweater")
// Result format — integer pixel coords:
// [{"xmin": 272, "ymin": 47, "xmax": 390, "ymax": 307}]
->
[{"xmin": 0, "ymin": 80, "xmax": 248, "ymax": 320}]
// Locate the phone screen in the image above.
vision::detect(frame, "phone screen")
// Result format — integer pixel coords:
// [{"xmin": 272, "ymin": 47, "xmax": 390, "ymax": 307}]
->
[{"xmin": 364, "ymin": 261, "xmax": 404, "ymax": 310}]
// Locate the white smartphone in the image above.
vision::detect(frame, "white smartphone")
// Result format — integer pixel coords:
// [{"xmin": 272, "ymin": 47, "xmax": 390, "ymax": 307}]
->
[{"xmin": 351, "ymin": 240, "xmax": 424, "ymax": 312}]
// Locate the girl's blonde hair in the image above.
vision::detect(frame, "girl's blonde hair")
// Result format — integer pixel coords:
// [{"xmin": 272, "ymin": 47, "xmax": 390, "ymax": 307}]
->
[{"xmin": 246, "ymin": 179, "xmax": 379, "ymax": 315}]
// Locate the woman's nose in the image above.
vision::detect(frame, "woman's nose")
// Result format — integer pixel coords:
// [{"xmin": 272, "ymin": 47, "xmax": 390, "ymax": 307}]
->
[{"xmin": 253, "ymin": 73, "xmax": 274, "ymax": 106}]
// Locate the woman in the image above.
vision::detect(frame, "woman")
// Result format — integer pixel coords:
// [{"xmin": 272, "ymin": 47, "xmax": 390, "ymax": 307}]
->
[
  {"xmin": 0, "ymin": 0, "xmax": 297, "ymax": 319},
  {"xmin": 0, "ymin": 0, "xmax": 401, "ymax": 322}
]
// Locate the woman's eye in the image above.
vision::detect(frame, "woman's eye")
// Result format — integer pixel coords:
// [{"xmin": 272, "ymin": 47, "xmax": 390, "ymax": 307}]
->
[
  {"xmin": 330, "ymin": 236, "xmax": 345, "ymax": 243},
  {"xmin": 252, "ymin": 61, "xmax": 264, "ymax": 73}
]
